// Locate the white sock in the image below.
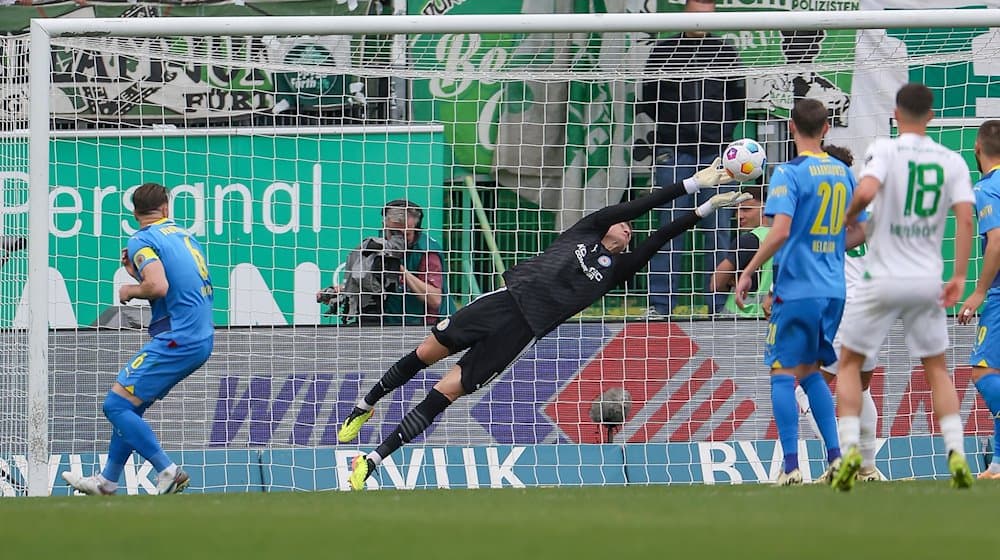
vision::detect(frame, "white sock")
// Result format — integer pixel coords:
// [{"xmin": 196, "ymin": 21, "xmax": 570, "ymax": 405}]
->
[
  {"xmin": 356, "ymin": 399, "xmax": 373, "ymax": 411},
  {"xmin": 839, "ymin": 415, "xmax": 861, "ymax": 451},
  {"xmin": 367, "ymin": 451, "xmax": 384, "ymax": 466},
  {"xmin": 795, "ymin": 385, "xmax": 822, "ymax": 440},
  {"xmin": 989, "ymin": 460, "xmax": 1000, "ymax": 474},
  {"xmin": 939, "ymin": 414, "xmax": 964, "ymax": 456},
  {"xmin": 859, "ymin": 388, "xmax": 878, "ymax": 468},
  {"xmin": 160, "ymin": 464, "xmax": 178, "ymax": 478}
]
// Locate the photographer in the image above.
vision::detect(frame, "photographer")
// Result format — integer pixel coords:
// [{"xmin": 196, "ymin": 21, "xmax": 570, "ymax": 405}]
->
[{"xmin": 318, "ymin": 200, "xmax": 451, "ymax": 326}]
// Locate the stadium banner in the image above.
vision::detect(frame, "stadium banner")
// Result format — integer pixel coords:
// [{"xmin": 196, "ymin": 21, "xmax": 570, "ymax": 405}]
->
[
  {"xmin": 2, "ymin": 436, "xmax": 983, "ymax": 495},
  {"xmin": 19, "ymin": 320, "xmax": 990, "ymax": 485},
  {"xmin": 0, "ymin": 0, "xmax": 377, "ymax": 123},
  {"xmin": 1, "ymin": 127, "xmax": 444, "ymax": 329}
]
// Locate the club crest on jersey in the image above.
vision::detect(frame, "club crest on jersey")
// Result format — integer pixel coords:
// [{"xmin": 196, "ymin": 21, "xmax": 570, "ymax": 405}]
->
[{"xmin": 597, "ymin": 255, "xmax": 612, "ymax": 268}]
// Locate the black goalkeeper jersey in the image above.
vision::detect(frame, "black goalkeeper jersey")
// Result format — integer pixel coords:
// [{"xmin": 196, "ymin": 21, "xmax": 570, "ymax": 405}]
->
[{"xmin": 503, "ymin": 181, "xmax": 700, "ymax": 337}]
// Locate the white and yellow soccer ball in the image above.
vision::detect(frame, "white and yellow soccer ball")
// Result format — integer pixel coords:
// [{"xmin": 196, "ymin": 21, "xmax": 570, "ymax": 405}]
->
[{"xmin": 722, "ymin": 138, "xmax": 767, "ymax": 182}]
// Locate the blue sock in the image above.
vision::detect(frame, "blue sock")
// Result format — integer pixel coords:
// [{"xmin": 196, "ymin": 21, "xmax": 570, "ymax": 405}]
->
[
  {"xmin": 800, "ymin": 371, "xmax": 841, "ymax": 462},
  {"xmin": 771, "ymin": 374, "xmax": 799, "ymax": 473},
  {"xmin": 975, "ymin": 374, "xmax": 1000, "ymax": 457},
  {"xmin": 103, "ymin": 392, "xmax": 171, "ymax": 472},
  {"xmin": 100, "ymin": 402, "xmax": 149, "ymax": 482},
  {"xmin": 100, "ymin": 431, "xmax": 132, "ymax": 483}
]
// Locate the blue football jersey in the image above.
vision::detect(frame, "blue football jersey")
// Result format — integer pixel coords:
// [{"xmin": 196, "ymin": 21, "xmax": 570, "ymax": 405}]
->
[
  {"xmin": 127, "ymin": 218, "xmax": 214, "ymax": 343},
  {"xmin": 765, "ymin": 150, "xmax": 861, "ymax": 301},
  {"xmin": 975, "ymin": 166, "xmax": 1000, "ymax": 298}
]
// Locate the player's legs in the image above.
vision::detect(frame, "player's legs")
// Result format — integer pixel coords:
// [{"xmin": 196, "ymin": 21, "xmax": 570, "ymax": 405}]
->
[
  {"xmin": 765, "ymin": 298, "xmax": 841, "ymax": 481},
  {"xmin": 901, "ymin": 287, "xmax": 971, "ymax": 488},
  {"xmin": 98, "ymin": 337, "xmax": 210, "ymax": 495},
  {"xmin": 349, "ymin": 305, "xmax": 536, "ymax": 490},
  {"xmin": 340, "ymin": 289, "xmax": 509, "ymax": 443},
  {"xmin": 970, "ymin": 297, "xmax": 1000, "ymax": 478},
  {"xmin": 921, "ymin": 353, "xmax": 973, "ymax": 488},
  {"xmin": 857, "ymin": 371, "xmax": 882, "ymax": 477}
]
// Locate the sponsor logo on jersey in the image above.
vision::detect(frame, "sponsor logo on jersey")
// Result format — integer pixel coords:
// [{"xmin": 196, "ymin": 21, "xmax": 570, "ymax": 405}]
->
[{"xmin": 574, "ymin": 244, "xmax": 604, "ymax": 282}]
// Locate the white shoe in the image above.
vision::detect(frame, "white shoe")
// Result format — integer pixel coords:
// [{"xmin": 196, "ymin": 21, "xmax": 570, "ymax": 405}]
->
[
  {"xmin": 775, "ymin": 469, "xmax": 803, "ymax": 486},
  {"xmin": 857, "ymin": 466, "xmax": 887, "ymax": 482},
  {"xmin": 155, "ymin": 468, "xmax": 190, "ymax": 495},
  {"xmin": 62, "ymin": 472, "xmax": 115, "ymax": 496}
]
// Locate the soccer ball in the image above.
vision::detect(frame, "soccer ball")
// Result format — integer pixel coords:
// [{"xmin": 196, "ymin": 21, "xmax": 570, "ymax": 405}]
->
[{"xmin": 722, "ymin": 138, "xmax": 767, "ymax": 182}]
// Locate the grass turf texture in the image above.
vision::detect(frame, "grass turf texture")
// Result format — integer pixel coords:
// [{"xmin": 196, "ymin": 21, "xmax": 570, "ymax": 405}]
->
[{"xmin": 0, "ymin": 482, "xmax": 993, "ymax": 558}]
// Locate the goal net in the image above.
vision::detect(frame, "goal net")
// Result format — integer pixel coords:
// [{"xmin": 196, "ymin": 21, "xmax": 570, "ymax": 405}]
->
[{"xmin": 6, "ymin": 7, "xmax": 1000, "ymax": 495}]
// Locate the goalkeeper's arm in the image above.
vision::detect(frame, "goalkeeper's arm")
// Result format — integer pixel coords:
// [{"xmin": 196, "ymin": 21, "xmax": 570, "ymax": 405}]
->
[{"xmin": 586, "ymin": 158, "xmax": 733, "ymax": 230}]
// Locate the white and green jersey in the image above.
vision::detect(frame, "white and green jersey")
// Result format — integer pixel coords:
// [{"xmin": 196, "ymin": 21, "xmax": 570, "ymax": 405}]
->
[
  {"xmin": 844, "ymin": 243, "xmax": 866, "ymax": 297},
  {"xmin": 859, "ymin": 133, "xmax": 974, "ymax": 280}
]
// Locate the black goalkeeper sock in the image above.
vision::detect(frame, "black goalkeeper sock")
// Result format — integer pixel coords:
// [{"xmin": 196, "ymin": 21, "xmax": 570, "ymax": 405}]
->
[
  {"xmin": 374, "ymin": 389, "xmax": 451, "ymax": 461},
  {"xmin": 364, "ymin": 351, "xmax": 428, "ymax": 407}
]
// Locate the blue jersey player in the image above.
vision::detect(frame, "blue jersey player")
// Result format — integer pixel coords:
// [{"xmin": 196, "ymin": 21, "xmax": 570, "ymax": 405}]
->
[
  {"xmin": 736, "ymin": 98, "xmax": 866, "ymax": 485},
  {"xmin": 62, "ymin": 183, "xmax": 214, "ymax": 496},
  {"xmin": 959, "ymin": 120, "xmax": 1000, "ymax": 480}
]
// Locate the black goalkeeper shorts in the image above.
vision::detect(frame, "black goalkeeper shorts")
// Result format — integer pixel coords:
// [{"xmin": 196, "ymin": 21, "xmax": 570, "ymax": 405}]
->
[{"xmin": 431, "ymin": 288, "xmax": 537, "ymax": 395}]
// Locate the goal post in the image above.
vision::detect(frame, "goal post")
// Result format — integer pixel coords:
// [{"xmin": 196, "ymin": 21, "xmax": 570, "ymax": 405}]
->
[{"xmin": 13, "ymin": 8, "xmax": 1000, "ymax": 496}]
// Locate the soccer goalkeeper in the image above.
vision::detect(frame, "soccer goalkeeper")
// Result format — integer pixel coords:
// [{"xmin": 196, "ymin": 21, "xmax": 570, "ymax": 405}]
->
[{"xmin": 339, "ymin": 161, "xmax": 748, "ymax": 490}]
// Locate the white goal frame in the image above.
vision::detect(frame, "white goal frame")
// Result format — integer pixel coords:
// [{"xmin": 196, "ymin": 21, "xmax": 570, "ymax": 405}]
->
[{"xmin": 25, "ymin": 8, "xmax": 1000, "ymax": 496}]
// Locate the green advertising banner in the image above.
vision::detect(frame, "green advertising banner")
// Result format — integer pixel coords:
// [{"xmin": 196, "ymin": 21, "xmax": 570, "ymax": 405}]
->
[{"xmin": 2, "ymin": 128, "xmax": 443, "ymax": 328}]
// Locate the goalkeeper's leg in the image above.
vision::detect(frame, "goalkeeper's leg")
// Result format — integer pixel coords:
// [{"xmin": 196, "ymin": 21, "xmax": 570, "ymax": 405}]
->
[
  {"xmin": 339, "ymin": 336, "xmax": 451, "ymax": 443},
  {"xmin": 350, "ymin": 365, "xmax": 461, "ymax": 490}
]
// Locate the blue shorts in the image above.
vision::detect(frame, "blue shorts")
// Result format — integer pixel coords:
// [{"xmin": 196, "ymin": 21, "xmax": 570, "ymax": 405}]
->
[
  {"xmin": 764, "ymin": 297, "xmax": 843, "ymax": 370},
  {"xmin": 971, "ymin": 296, "xmax": 1000, "ymax": 369},
  {"xmin": 116, "ymin": 336, "xmax": 213, "ymax": 402}
]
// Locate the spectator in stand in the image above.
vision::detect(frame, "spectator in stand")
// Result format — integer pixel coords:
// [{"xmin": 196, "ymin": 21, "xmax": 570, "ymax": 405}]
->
[
  {"xmin": 637, "ymin": 0, "xmax": 746, "ymax": 317},
  {"xmin": 710, "ymin": 186, "xmax": 772, "ymax": 317}
]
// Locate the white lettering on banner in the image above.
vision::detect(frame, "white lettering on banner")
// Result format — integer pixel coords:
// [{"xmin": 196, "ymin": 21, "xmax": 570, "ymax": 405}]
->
[
  {"xmin": 432, "ymin": 448, "xmax": 450, "ymax": 489},
  {"xmin": 425, "ymin": 34, "xmax": 508, "ymax": 100},
  {"xmin": 49, "ymin": 186, "xmax": 83, "ymax": 238},
  {"xmin": 12, "ymin": 454, "xmax": 62, "ymax": 497},
  {"xmin": 0, "ymin": 171, "xmax": 29, "ymax": 238},
  {"xmin": 262, "ymin": 181, "xmax": 300, "ymax": 235},
  {"xmin": 337, "ymin": 447, "xmax": 518, "ymax": 491},
  {"xmin": 2, "ymin": 453, "xmax": 163, "ymax": 497},
  {"xmin": 738, "ymin": 441, "xmax": 784, "ymax": 483},
  {"xmin": 93, "ymin": 185, "xmax": 117, "ymax": 238},
  {"xmin": 311, "ymin": 164, "xmax": 322, "ymax": 234},
  {"xmin": 700, "ymin": 441, "xmax": 815, "ymax": 484},
  {"xmin": 487, "ymin": 447, "xmax": 526, "ymax": 488},
  {"xmin": 463, "ymin": 447, "xmax": 480, "ymax": 489},
  {"xmin": 698, "ymin": 442, "xmax": 742, "ymax": 484},
  {"xmin": 215, "ymin": 182, "xmax": 253, "ymax": 235},
  {"xmin": 4, "ymin": 166, "xmax": 326, "ymax": 241},
  {"xmin": 171, "ymin": 183, "xmax": 206, "ymax": 237},
  {"xmin": 381, "ymin": 448, "xmax": 426, "ymax": 490}
]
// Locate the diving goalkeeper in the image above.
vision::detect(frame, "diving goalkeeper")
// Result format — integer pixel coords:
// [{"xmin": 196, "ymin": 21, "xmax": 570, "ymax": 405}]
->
[{"xmin": 338, "ymin": 161, "xmax": 746, "ymax": 490}]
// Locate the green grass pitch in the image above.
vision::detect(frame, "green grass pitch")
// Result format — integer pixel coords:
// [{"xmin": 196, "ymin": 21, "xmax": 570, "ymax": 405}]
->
[{"xmin": 1, "ymin": 482, "xmax": 994, "ymax": 559}]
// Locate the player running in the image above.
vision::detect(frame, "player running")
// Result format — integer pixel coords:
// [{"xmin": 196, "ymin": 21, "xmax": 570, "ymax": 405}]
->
[
  {"xmin": 958, "ymin": 119, "xmax": 1000, "ymax": 480},
  {"xmin": 736, "ymin": 98, "xmax": 866, "ymax": 486},
  {"xmin": 338, "ymin": 162, "xmax": 749, "ymax": 490},
  {"xmin": 62, "ymin": 183, "xmax": 214, "ymax": 496},
  {"xmin": 833, "ymin": 83, "xmax": 975, "ymax": 491}
]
